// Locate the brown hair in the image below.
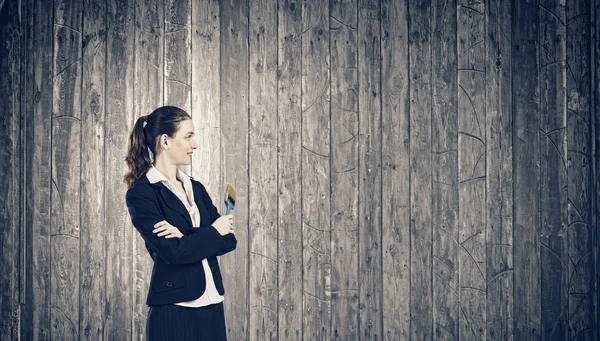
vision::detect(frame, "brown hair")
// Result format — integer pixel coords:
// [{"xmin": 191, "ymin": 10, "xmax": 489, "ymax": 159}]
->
[{"xmin": 123, "ymin": 106, "xmax": 191, "ymax": 188}]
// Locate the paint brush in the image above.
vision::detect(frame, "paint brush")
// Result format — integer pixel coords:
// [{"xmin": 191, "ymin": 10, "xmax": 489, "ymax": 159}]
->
[{"xmin": 224, "ymin": 183, "xmax": 236, "ymax": 215}]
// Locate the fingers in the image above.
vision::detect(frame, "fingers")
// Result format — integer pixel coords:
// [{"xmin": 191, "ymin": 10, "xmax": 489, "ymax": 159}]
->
[{"xmin": 153, "ymin": 220, "xmax": 168, "ymax": 228}]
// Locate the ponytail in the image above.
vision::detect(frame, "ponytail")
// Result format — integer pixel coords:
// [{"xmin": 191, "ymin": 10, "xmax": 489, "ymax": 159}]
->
[{"xmin": 123, "ymin": 115, "xmax": 152, "ymax": 188}]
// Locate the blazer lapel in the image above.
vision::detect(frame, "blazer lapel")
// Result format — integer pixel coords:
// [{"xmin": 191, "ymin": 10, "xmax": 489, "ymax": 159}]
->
[{"xmin": 158, "ymin": 184, "xmax": 193, "ymax": 227}]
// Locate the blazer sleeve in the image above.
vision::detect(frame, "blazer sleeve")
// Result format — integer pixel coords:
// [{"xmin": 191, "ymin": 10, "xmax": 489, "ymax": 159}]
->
[
  {"xmin": 195, "ymin": 181, "xmax": 237, "ymax": 256},
  {"xmin": 125, "ymin": 184, "xmax": 227, "ymax": 265}
]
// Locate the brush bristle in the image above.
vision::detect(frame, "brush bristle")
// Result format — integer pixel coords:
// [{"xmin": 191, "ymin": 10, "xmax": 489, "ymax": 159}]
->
[{"xmin": 225, "ymin": 183, "xmax": 237, "ymax": 203}]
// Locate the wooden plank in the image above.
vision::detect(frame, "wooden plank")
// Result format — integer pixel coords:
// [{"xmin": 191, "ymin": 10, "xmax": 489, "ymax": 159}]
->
[
  {"xmin": 105, "ymin": 0, "xmax": 135, "ymax": 338},
  {"xmin": 50, "ymin": 1, "xmax": 83, "ymax": 338},
  {"xmin": 191, "ymin": 0, "xmax": 219, "ymax": 200},
  {"xmin": 26, "ymin": 0, "xmax": 54, "ymax": 339},
  {"xmin": 381, "ymin": 0, "xmax": 410, "ymax": 339},
  {"xmin": 538, "ymin": 1, "xmax": 568, "ymax": 340},
  {"xmin": 301, "ymin": 0, "xmax": 331, "ymax": 339},
  {"xmin": 248, "ymin": 0, "xmax": 278, "ymax": 339},
  {"xmin": 329, "ymin": 0, "xmax": 358, "ymax": 339},
  {"xmin": 277, "ymin": 1, "xmax": 303, "ymax": 339},
  {"xmin": 408, "ymin": 0, "xmax": 432, "ymax": 339},
  {"xmin": 566, "ymin": 1, "xmax": 595, "ymax": 339},
  {"xmin": 80, "ymin": 0, "xmax": 106, "ymax": 339},
  {"xmin": 0, "ymin": 0, "xmax": 21, "ymax": 337},
  {"xmin": 594, "ymin": 0, "xmax": 600, "ymax": 337},
  {"xmin": 132, "ymin": 0, "xmax": 163, "ymax": 339},
  {"xmin": 512, "ymin": 0, "xmax": 541, "ymax": 339},
  {"xmin": 430, "ymin": 0, "xmax": 459, "ymax": 340},
  {"xmin": 357, "ymin": 0, "xmax": 382, "ymax": 339},
  {"xmin": 219, "ymin": 1, "xmax": 249, "ymax": 339},
  {"xmin": 485, "ymin": 1, "xmax": 514, "ymax": 340},
  {"xmin": 165, "ymin": 0, "xmax": 191, "ymax": 112},
  {"xmin": 457, "ymin": 1, "xmax": 486, "ymax": 340}
]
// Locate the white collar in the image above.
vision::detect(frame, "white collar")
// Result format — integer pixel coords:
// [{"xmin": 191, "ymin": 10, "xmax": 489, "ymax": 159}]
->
[{"xmin": 146, "ymin": 165, "xmax": 192, "ymax": 185}]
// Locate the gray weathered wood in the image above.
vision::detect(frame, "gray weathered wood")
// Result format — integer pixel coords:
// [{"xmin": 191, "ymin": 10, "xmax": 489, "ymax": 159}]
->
[
  {"xmin": 248, "ymin": 0, "xmax": 278, "ymax": 339},
  {"xmin": 51, "ymin": 1, "xmax": 83, "ymax": 338},
  {"xmin": 485, "ymin": 1, "xmax": 514, "ymax": 340},
  {"xmin": 538, "ymin": 1, "xmax": 568, "ymax": 340},
  {"xmin": 191, "ymin": 0, "xmax": 220, "ymax": 201},
  {"xmin": 594, "ymin": 0, "xmax": 600, "ymax": 337},
  {"xmin": 330, "ymin": 0, "xmax": 359, "ymax": 339},
  {"xmin": 4, "ymin": 1, "xmax": 600, "ymax": 340},
  {"xmin": 164, "ymin": 0, "xmax": 191, "ymax": 112},
  {"xmin": 104, "ymin": 0, "xmax": 135, "ymax": 338},
  {"xmin": 457, "ymin": 1, "xmax": 486, "ymax": 340},
  {"xmin": 408, "ymin": 0, "xmax": 433, "ymax": 339},
  {"xmin": 220, "ymin": 1, "xmax": 249, "ymax": 339},
  {"xmin": 381, "ymin": 0, "xmax": 410, "ymax": 339},
  {"xmin": 28, "ymin": 0, "xmax": 54, "ymax": 339},
  {"xmin": 132, "ymin": 0, "xmax": 164, "ymax": 339},
  {"xmin": 513, "ymin": 0, "xmax": 541, "ymax": 339},
  {"xmin": 0, "ymin": 0, "xmax": 21, "ymax": 337},
  {"xmin": 277, "ymin": 1, "xmax": 303, "ymax": 339},
  {"xmin": 357, "ymin": 0, "xmax": 382, "ymax": 339},
  {"xmin": 301, "ymin": 0, "xmax": 331, "ymax": 340},
  {"xmin": 80, "ymin": 0, "xmax": 106, "ymax": 339},
  {"xmin": 566, "ymin": 0, "xmax": 595, "ymax": 339},
  {"xmin": 431, "ymin": 1, "xmax": 458, "ymax": 340}
]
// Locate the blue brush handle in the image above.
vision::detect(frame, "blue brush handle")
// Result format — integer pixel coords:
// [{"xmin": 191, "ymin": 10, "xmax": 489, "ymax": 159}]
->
[{"xmin": 225, "ymin": 200, "xmax": 233, "ymax": 215}]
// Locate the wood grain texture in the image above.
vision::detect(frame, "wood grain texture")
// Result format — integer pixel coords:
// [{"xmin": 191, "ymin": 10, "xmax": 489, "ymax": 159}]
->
[
  {"xmin": 301, "ymin": 0, "xmax": 331, "ymax": 340},
  {"xmin": 191, "ymin": 0, "xmax": 220, "ymax": 202},
  {"xmin": 132, "ymin": 0, "xmax": 164, "ymax": 339},
  {"xmin": 566, "ymin": 0, "xmax": 595, "ymax": 339},
  {"xmin": 594, "ymin": 0, "xmax": 600, "ymax": 337},
  {"xmin": 248, "ymin": 0, "xmax": 278, "ymax": 339},
  {"xmin": 277, "ymin": 1, "xmax": 303, "ymax": 340},
  {"xmin": 0, "ymin": 0, "xmax": 21, "ymax": 337},
  {"xmin": 329, "ymin": 0, "xmax": 359, "ymax": 339},
  {"xmin": 28, "ymin": 0, "xmax": 54, "ymax": 339},
  {"xmin": 457, "ymin": 1, "xmax": 486, "ymax": 340},
  {"xmin": 512, "ymin": 0, "xmax": 541, "ymax": 339},
  {"xmin": 80, "ymin": 0, "xmax": 106, "ymax": 339},
  {"xmin": 381, "ymin": 0, "xmax": 410, "ymax": 339},
  {"xmin": 485, "ymin": 1, "xmax": 514, "ymax": 340},
  {"xmin": 5, "ymin": 1, "xmax": 600, "ymax": 340},
  {"xmin": 538, "ymin": 1, "xmax": 568, "ymax": 340},
  {"xmin": 51, "ymin": 1, "xmax": 82, "ymax": 338},
  {"xmin": 104, "ymin": 0, "xmax": 135, "ymax": 338},
  {"xmin": 357, "ymin": 0, "xmax": 382, "ymax": 339},
  {"xmin": 220, "ymin": 1, "xmax": 249, "ymax": 339},
  {"xmin": 164, "ymin": 0, "xmax": 191, "ymax": 112},
  {"xmin": 408, "ymin": 0, "xmax": 433, "ymax": 339},
  {"xmin": 430, "ymin": 1, "xmax": 458, "ymax": 340}
]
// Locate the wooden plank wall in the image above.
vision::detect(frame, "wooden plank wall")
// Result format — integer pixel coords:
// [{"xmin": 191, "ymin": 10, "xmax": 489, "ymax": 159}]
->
[{"xmin": 0, "ymin": 0, "xmax": 599, "ymax": 340}]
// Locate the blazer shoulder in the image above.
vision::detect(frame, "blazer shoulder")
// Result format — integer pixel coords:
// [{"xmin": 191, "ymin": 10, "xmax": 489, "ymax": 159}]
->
[
  {"xmin": 126, "ymin": 179, "xmax": 158, "ymax": 201},
  {"xmin": 190, "ymin": 178, "xmax": 208, "ymax": 192}
]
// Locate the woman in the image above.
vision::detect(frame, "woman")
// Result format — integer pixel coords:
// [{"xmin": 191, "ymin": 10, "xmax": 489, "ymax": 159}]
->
[{"xmin": 124, "ymin": 106, "xmax": 237, "ymax": 340}]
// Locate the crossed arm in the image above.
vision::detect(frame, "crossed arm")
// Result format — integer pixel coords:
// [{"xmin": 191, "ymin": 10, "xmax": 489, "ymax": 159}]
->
[{"xmin": 126, "ymin": 184, "xmax": 237, "ymax": 264}]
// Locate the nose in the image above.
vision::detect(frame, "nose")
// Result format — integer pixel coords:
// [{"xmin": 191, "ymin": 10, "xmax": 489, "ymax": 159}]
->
[{"xmin": 191, "ymin": 139, "xmax": 198, "ymax": 149}]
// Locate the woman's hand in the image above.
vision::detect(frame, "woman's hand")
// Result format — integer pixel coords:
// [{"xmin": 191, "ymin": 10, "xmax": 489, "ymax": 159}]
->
[
  {"xmin": 153, "ymin": 220, "xmax": 183, "ymax": 239},
  {"xmin": 212, "ymin": 215, "xmax": 235, "ymax": 236}
]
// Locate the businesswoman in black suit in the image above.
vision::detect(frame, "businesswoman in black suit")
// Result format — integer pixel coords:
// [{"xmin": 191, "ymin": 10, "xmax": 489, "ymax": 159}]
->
[{"xmin": 124, "ymin": 105, "xmax": 236, "ymax": 341}]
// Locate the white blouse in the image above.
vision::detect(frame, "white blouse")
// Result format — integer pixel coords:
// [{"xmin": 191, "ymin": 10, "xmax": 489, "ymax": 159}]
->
[{"xmin": 146, "ymin": 165, "xmax": 224, "ymax": 307}]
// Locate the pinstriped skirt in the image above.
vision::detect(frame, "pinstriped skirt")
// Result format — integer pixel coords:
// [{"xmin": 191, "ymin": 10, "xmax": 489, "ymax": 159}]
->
[{"xmin": 146, "ymin": 302, "xmax": 227, "ymax": 341}]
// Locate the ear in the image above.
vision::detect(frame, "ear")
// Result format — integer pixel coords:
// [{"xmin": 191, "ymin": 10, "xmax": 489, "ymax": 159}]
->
[{"xmin": 159, "ymin": 134, "xmax": 170, "ymax": 150}]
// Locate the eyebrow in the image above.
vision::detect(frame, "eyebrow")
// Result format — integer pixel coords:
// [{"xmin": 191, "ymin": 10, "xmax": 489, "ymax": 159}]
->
[{"xmin": 185, "ymin": 131, "xmax": 195, "ymax": 136}]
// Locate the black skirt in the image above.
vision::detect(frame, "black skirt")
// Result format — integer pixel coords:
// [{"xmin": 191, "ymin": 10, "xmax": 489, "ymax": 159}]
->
[{"xmin": 146, "ymin": 302, "xmax": 227, "ymax": 341}]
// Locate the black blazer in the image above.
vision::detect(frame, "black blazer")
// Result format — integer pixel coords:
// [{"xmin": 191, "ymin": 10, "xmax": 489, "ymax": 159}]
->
[{"xmin": 125, "ymin": 175, "xmax": 237, "ymax": 306}]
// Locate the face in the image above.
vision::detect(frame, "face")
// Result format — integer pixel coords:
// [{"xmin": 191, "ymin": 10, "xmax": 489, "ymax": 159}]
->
[{"xmin": 158, "ymin": 119, "xmax": 197, "ymax": 166}]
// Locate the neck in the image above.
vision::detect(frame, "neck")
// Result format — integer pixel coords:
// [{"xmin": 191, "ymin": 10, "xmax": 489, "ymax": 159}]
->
[{"xmin": 153, "ymin": 156, "xmax": 178, "ymax": 183}]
